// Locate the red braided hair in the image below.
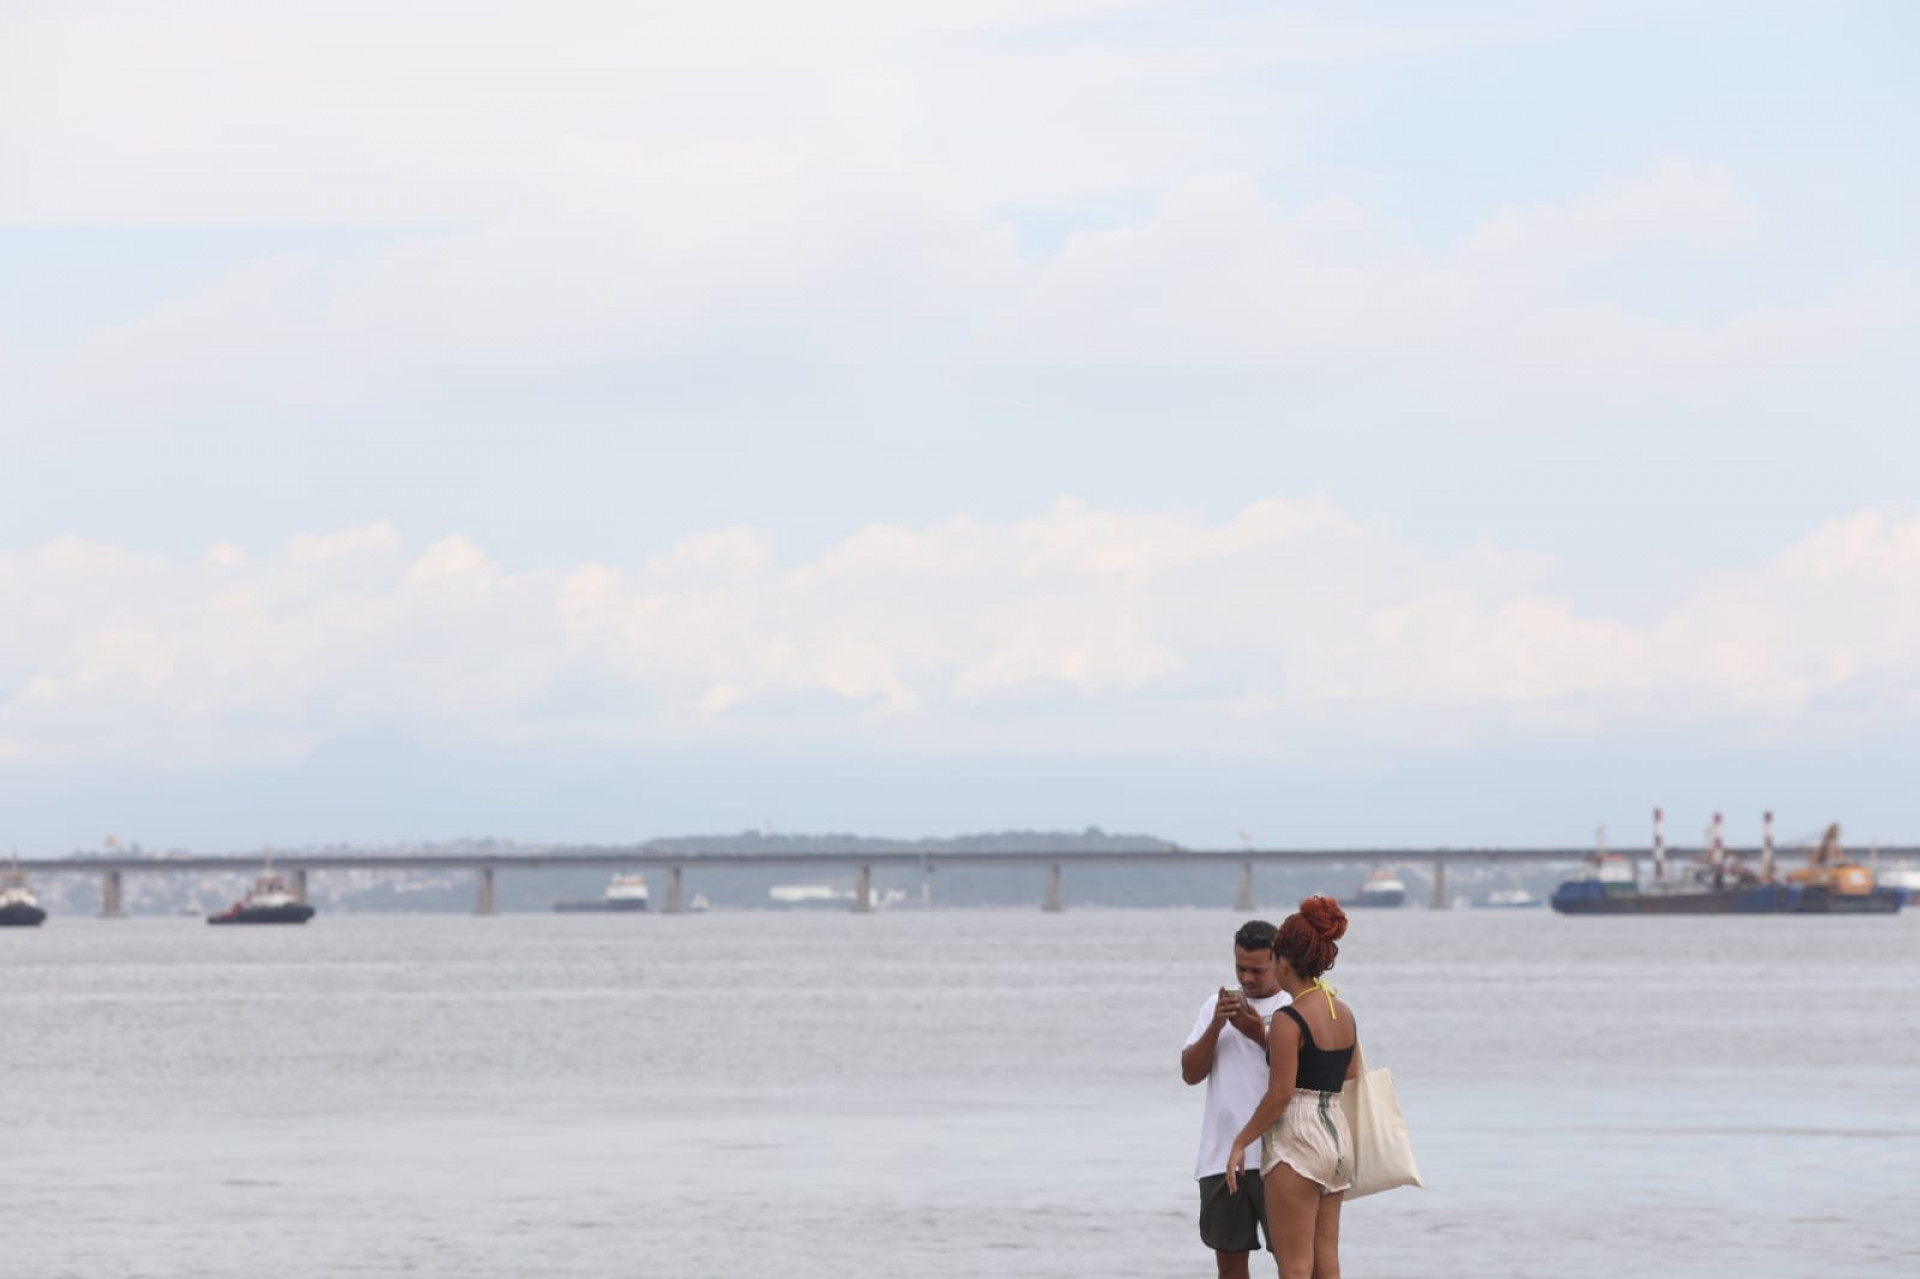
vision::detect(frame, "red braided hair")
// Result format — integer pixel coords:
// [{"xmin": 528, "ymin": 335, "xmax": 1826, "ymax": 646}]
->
[{"xmin": 1274, "ymin": 895, "xmax": 1348, "ymax": 979}]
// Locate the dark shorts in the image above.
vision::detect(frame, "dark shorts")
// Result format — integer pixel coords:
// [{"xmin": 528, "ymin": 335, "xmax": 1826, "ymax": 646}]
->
[{"xmin": 1198, "ymin": 1169, "xmax": 1270, "ymax": 1253}]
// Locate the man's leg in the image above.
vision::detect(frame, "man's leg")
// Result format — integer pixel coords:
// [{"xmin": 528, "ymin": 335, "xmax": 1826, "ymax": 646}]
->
[
  {"xmin": 1215, "ymin": 1248, "xmax": 1251, "ymax": 1279},
  {"xmin": 1199, "ymin": 1174, "xmax": 1263, "ymax": 1276}
]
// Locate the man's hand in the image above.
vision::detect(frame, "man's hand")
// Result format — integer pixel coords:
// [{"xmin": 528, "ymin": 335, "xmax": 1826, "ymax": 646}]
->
[
  {"xmin": 1226, "ymin": 995, "xmax": 1266, "ymax": 1042},
  {"xmin": 1212, "ymin": 987, "xmax": 1238, "ymax": 1026},
  {"xmin": 1215, "ymin": 987, "xmax": 1265, "ymax": 1043}
]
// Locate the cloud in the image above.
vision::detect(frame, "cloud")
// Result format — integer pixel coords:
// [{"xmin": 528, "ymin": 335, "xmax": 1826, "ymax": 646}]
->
[
  {"xmin": 289, "ymin": 522, "xmax": 401, "ymax": 567},
  {"xmin": 985, "ymin": 163, "xmax": 1879, "ymax": 403},
  {"xmin": 19, "ymin": 145, "xmax": 1884, "ymax": 446},
  {"xmin": 2, "ymin": 2, "xmax": 1650, "ymax": 226},
  {"xmin": 2, "ymin": 499, "xmax": 1916, "ymax": 771},
  {"xmin": 13, "ymin": 2, "xmax": 1875, "ymax": 440}
]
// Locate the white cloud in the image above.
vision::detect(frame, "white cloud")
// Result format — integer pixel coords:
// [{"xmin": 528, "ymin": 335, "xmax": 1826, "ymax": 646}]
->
[
  {"xmin": 8, "ymin": 1, "xmax": 1616, "ymax": 226},
  {"xmin": 2, "ymin": 500, "xmax": 1916, "ymax": 770},
  {"xmin": 28, "ymin": 151, "xmax": 1870, "ymax": 439},
  {"xmin": 11, "ymin": 2, "xmax": 1859, "ymax": 436},
  {"xmin": 0, "ymin": 1, "xmax": 1199, "ymax": 226},
  {"xmin": 986, "ymin": 163, "xmax": 1879, "ymax": 402},
  {"xmin": 288, "ymin": 521, "xmax": 401, "ymax": 566},
  {"xmin": 406, "ymin": 536, "xmax": 498, "ymax": 594}
]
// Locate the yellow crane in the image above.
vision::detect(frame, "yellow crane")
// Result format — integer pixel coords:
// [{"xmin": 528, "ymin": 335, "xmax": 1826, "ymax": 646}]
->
[{"xmin": 1784, "ymin": 824, "xmax": 1878, "ymax": 897}]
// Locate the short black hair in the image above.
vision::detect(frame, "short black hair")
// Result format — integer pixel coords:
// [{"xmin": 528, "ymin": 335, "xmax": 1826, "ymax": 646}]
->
[{"xmin": 1233, "ymin": 919, "xmax": 1276, "ymax": 951}]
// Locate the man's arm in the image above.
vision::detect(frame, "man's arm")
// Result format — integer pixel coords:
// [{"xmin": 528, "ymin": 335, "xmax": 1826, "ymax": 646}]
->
[{"xmin": 1180, "ymin": 993, "xmax": 1231, "ymax": 1085}]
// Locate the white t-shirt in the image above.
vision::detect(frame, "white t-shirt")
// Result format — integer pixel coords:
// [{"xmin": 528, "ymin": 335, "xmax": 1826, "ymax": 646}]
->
[{"xmin": 1185, "ymin": 989, "xmax": 1291, "ymax": 1179}]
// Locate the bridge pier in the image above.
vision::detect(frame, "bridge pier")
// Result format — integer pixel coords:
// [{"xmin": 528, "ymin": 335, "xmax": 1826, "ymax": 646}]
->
[
  {"xmin": 1042, "ymin": 863, "xmax": 1063, "ymax": 912},
  {"xmin": 290, "ymin": 868, "xmax": 309, "ymax": 904},
  {"xmin": 1234, "ymin": 862, "xmax": 1256, "ymax": 912},
  {"xmin": 100, "ymin": 869, "xmax": 125, "ymax": 919},
  {"xmin": 1431, "ymin": 860, "xmax": 1448, "ymax": 910},
  {"xmin": 474, "ymin": 867, "xmax": 496, "ymax": 915},
  {"xmin": 664, "ymin": 865, "xmax": 684, "ymax": 915},
  {"xmin": 853, "ymin": 865, "xmax": 873, "ymax": 913}
]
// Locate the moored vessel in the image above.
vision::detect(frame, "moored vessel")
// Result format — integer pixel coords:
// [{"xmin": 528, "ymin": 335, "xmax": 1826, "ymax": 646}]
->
[
  {"xmin": 0, "ymin": 863, "xmax": 47, "ymax": 927},
  {"xmin": 1551, "ymin": 812, "xmax": 1904, "ymax": 916},
  {"xmin": 207, "ymin": 872, "xmax": 316, "ymax": 925},
  {"xmin": 1879, "ymin": 862, "xmax": 1920, "ymax": 902},
  {"xmin": 1476, "ymin": 887, "xmax": 1542, "ymax": 909},
  {"xmin": 555, "ymin": 873, "xmax": 650, "ymax": 913},
  {"xmin": 1351, "ymin": 869, "xmax": 1407, "ymax": 908}
]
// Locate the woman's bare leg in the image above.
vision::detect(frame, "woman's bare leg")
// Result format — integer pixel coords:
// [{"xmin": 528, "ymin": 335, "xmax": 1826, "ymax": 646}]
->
[
  {"xmin": 1310, "ymin": 1191, "xmax": 1344, "ymax": 1279},
  {"xmin": 1262, "ymin": 1163, "xmax": 1323, "ymax": 1279}
]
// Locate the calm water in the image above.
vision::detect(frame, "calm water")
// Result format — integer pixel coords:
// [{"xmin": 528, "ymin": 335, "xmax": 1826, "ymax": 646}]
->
[{"xmin": 4, "ymin": 908, "xmax": 1917, "ymax": 1277}]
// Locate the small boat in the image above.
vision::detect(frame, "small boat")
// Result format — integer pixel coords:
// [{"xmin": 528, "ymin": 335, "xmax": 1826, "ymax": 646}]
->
[
  {"xmin": 1476, "ymin": 888, "xmax": 1542, "ymax": 909},
  {"xmin": 207, "ymin": 873, "xmax": 316, "ymax": 925},
  {"xmin": 555, "ymin": 873, "xmax": 650, "ymax": 913},
  {"xmin": 1879, "ymin": 862, "xmax": 1920, "ymax": 902},
  {"xmin": 0, "ymin": 863, "xmax": 47, "ymax": 927},
  {"xmin": 1351, "ymin": 869, "xmax": 1407, "ymax": 908},
  {"xmin": 768, "ymin": 884, "xmax": 849, "ymax": 905}
]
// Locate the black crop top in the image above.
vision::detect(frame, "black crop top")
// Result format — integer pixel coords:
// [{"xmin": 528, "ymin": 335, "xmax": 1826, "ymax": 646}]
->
[{"xmin": 1275, "ymin": 1005, "xmax": 1355, "ymax": 1093}]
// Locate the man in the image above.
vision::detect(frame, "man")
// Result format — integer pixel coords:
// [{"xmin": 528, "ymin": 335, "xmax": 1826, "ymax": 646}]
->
[{"xmin": 1182, "ymin": 918, "xmax": 1290, "ymax": 1279}]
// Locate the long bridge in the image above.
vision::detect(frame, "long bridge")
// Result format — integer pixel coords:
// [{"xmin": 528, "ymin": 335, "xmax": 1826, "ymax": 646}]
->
[{"xmin": 18, "ymin": 840, "xmax": 1907, "ymax": 916}]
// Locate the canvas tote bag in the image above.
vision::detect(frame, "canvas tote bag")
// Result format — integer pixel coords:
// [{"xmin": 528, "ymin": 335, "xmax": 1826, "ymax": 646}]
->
[{"xmin": 1340, "ymin": 1039, "xmax": 1423, "ymax": 1198}]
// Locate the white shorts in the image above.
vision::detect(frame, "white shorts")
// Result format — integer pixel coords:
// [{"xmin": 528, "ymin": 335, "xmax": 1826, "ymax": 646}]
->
[{"xmin": 1260, "ymin": 1088, "xmax": 1353, "ymax": 1193}]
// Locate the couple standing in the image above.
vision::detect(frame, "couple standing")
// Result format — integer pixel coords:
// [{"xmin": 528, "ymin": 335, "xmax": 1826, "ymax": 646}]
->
[{"xmin": 1181, "ymin": 898, "xmax": 1356, "ymax": 1279}]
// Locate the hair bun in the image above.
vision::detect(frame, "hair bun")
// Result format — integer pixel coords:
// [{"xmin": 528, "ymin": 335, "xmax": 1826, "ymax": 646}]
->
[{"xmin": 1298, "ymin": 895, "xmax": 1348, "ymax": 943}]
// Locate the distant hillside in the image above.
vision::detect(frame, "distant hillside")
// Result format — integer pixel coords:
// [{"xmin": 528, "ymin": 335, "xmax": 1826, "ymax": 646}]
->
[
  {"xmin": 642, "ymin": 826, "xmax": 1184, "ymax": 854},
  {"xmin": 34, "ymin": 828, "xmax": 1563, "ymax": 914}
]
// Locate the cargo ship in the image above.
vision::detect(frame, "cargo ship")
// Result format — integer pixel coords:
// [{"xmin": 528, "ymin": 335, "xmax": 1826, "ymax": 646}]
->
[
  {"xmin": 207, "ymin": 872, "xmax": 316, "ymax": 925},
  {"xmin": 1551, "ymin": 813, "xmax": 1905, "ymax": 916},
  {"xmin": 0, "ymin": 863, "xmax": 47, "ymax": 927},
  {"xmin": 555, "ymin": 873, "xmax": 650, "ymax": 913}
]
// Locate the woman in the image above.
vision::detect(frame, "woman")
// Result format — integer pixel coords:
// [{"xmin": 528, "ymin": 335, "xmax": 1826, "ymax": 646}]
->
[{"xmin": 1223, "ymin": 896, "xmax": 1356, "ymax": 1279}]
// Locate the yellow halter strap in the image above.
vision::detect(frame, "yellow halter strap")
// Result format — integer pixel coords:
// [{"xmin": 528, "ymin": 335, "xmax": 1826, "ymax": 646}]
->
[{"xmin": 1302, "ymin": 977, "xmax": 1338, "ymax": 1019}]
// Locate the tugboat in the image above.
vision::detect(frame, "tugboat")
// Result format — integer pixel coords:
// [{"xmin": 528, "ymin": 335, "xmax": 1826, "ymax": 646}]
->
[
  {"xmin": 1551, "ymin": 812, "xmax": 1904, "ymax": 916},
  {"xmin": 0, "ymin": 862, "xmax": 47, "ymax": 927},
  {"xmin": 554, "ymin": 873, "xmax": 650, "ymax": 913},
  {"xmin": 207, "ymin": 871, "xmax": 315, "ymax": 925},
  {"xmin": 1351, "ymin": 868, "xmax": 1407, "ymax": 908}
]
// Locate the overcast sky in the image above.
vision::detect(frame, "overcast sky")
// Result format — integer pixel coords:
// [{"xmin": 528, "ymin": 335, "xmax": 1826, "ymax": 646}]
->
[{"xmin": 2, "ymin": 1, "xmax": 1916, "ymax": 853}]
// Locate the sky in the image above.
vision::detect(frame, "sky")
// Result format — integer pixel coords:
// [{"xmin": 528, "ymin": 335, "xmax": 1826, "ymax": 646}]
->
[{"xmin": 1, "ymin": 1, "xmax": 1916, "ymax": 853}]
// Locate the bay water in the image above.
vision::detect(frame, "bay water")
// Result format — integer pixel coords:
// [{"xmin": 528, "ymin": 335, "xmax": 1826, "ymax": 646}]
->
[{"xmin": 4, "ymin": 907, "xmax": 1916, "ymax": 1277}]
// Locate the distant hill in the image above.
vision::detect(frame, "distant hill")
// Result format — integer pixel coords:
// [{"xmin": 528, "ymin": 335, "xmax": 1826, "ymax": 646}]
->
[
  {"xmin": 642, "ymin": 826, "xmax": 1184, "ymax": 854},
  {"xmin": 34, "ymin": 829, "xmax": 1563, "ymax": 914}
]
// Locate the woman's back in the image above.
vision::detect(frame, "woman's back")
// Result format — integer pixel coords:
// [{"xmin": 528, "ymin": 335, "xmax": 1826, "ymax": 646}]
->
[{"xmin": 1276, "ymin": 989, "xmax": 1354, "ymax": 1092}]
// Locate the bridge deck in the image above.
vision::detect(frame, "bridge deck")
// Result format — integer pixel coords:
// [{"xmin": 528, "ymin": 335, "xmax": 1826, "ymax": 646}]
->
[{"xmin": 16, "ymin": 845, "xmax": 1913, "ymax": 874}]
